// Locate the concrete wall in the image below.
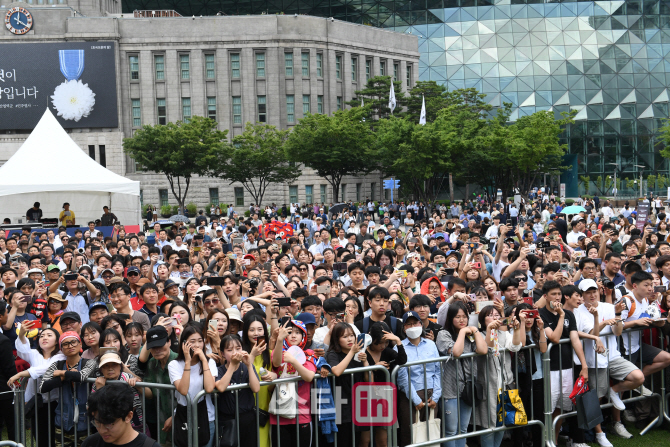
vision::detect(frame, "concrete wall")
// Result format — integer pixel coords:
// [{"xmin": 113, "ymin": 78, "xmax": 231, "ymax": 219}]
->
[{"xmin": 0, "ymin": 8, "xmax": 418, "ymax": 214}]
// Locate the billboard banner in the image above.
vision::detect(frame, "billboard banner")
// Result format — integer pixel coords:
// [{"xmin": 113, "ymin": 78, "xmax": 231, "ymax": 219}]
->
[{"xmin": 0, "ymin": 41, "xmax": 117, "ymax": 129}]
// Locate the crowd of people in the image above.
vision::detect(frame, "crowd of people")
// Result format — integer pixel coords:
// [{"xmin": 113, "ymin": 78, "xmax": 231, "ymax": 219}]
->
[{"xmin": 0, "ymin": 192, "xmax": 669, "ymax": 447}]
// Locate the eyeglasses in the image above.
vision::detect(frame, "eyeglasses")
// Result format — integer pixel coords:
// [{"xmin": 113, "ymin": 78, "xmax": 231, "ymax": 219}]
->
[
  {"xmin": 92, "ymin": 419, "xmax": 118, "ymax": 431},
  {"xmin": 204, "ymin": 299, "xmax": 220, "ymax": 305},
  {"xmin": 299, "ymin": 268, "xmax": 308, "ymax": 272},
  {"xmin": 61, "ymin": 340, "xmax": 80, "ymax": 349}
]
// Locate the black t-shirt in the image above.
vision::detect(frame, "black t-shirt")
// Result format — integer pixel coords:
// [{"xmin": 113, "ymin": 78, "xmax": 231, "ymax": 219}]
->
[
  {"xmin": 539, "ymin": 307, "xmax": 577, "ymax": 371},
  {"xmin": 216, "ymin": 363, "xmax": 258, "ymax": 419},
  {"xmin": 325, "ymin": 350, "xmax": 364, "ymax": 423},
  {"xmin": 532, "ymin": 288, "xmax": 543, "ymax": 303},
  {"xmin": 81, "ymin": 432, "xmax": 160, "ymax": 447}
]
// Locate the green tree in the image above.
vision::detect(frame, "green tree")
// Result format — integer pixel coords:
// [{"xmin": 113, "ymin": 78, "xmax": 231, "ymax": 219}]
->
[
  {"xmin": 374, "ymin": 117, "xmax": 447, "ymax": 202},
  {"xmin": 285, "ymin": 109, "xmax": 375, "ymax": 201},
  {"xmin": 211, "ymin": 123, "xmax": 299, "ymax": 206},
  {"xmin": 123, "ymin": 116, "xmax": 228, "ymax": 211},
  {"xmin": 580, "ymin": 175, "xmax": 590, "ymax": 194},
  {"xmin": 346, "ymin": 76, "xmax": 405, "ymax": 121}
]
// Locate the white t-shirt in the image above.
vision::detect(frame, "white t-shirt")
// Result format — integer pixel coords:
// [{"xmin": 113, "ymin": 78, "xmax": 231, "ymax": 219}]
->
[
  {"xmin": 621, "ymin": 295, "xmax": 649, "ymax": 355},
  {"xmin": 566, "ymin": 231, "xmax": 586, "ymax": 246},
  {"xmin": 574, "ymin": 303, "xmax": 621, "ymax": 368},
  {"xmin": 168, "ymin": 358, "xmax": 219, "ymax": 420},
  {"xmin": 492, "ymin": 259, "xmax": 509, "ymax": 282}
]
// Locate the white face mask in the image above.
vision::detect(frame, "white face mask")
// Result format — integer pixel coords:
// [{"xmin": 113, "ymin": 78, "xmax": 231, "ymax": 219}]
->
[{"xmin": 405, "ymin": 326, "xmax": 423, "ymax": 340}]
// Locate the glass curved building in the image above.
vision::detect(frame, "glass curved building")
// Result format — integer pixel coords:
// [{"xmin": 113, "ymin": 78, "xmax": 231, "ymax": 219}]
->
[{"xmin": 123, "ymin": 0, "xmax": 670, "ymax": 189}]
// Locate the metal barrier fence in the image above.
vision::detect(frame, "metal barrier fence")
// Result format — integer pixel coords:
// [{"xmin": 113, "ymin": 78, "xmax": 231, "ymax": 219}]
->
[{"xmin": 3, "ymin": 325, "xmax": 670, "ymax": 447}]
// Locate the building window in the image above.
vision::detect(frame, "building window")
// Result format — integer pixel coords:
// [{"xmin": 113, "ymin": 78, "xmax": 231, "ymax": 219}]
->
[
  {"xmin": 131, "ymin": 99, "xmax": 141, "ymax": 127},
  {"xmin": 230, "ymin": 53, "xmax": 240, "ymax": 79},
  {"xmin": 256, "ymin": 53, "xmax": 265, "ymax": 77},
  {"xmin": 88, "ymin": 145, "xmax": 95, "ymax": 160},
  {"xmin": 337, "ymin": 96, "xmax": 342, "ymax": 111},
  {"xmin": 394, "ymin": 63, "xmax": 398, "ymax": 81},
  {"xmin": 406, "ymin": 65, "xmax": 411, "ymax": 87},
  {"xmin": 209, "ymin": 188, "xmax": 219, "ymax": 206},
  {"xmin": 159, "ymin": 189, "xmax": 168, "ymax": 207},
  {"xmin": 302, "ymin": 53, "xmax": 309, "ymax": 77},
  {"xmin": 320, "ymin": 185, "xmax": 326, "ymax": 203},
  {"xmin": 351, "ymin": 57, "xmax": 357, "ymax": 81},
  {"xmin": 341, "ymin": 184, "xmax": 346, "ymax": 201},
  {"xmin": 285, "ymin": 52, "xmax": 293, "ymax": 77},
  {"xmin": 157, "ymin": 98, "xmax": 166, "ymax": 125},
  {"xmin": 286, "ymin": 95, "xmax": 295, "ymax": 123},
  {"xmin": 257, "ymin": 96, "xmax": 266, "ymax": 122},
  {"xmin": 356, "ymin": 183, "xmax": 362, "ymax": 202},
  {"xmin": 336, "ymin": 55, "xmax": 342, "ymax": 79},
  {"xmin": 305, "ymin": 185, "xmax": 313, "ymax": 204},
  {"xmin": 234, "ymin": 187, "xmax": 244, "ymax": 207},
  {"xmin": 154, "ymin": 55, "xmax": 164, "ymax": 80},
  {"xmin": 289, "ymin": 186, "xmax": 298, "ymax": 204},
  {"xmin": 371, "ymin": 183, "xmax": 376, "ymax": 201},
  {"xmin": 302, "ymin": 95, "xmax": 310, "ymax": 114},
  {"xmin": 380, "ymin": 61, "xmax": 385, "ymax": 76},
  {"xmin": 205, "ymin": 54, "xmax": 215, "ymax": 79},
  {"xmin": 99, "ymin": 145, "xmax": 106, "ymax": 168},
  {"xmin": 317, "ymin": 95, "xmax": 323, "ymax": 114},
  {"xmin": 180, "ymin": 54, "xmax": 190, "ymax": 80},
  {"xmin": 232, "ymin": 96, "xmax": 241, "ymax": 124},
  {"xmin": 207, "ymin": 97, "xmax": 217, "ymax": 121},
  {"xmin": 366, "ymin": 60, "xmax": 371, "ymax": 81},
  {"xmin": 182, "ymin": 97, "xmax": 191, "ymax": 123},
  {"xmin": 140, "ymin": 190, "xmax": 143, "ymax": 207},
  {"xmin": 129, "ymin": 55, "xmax": 139, "ymax": 80},
  {"xmin": 316, "ymin": 53, "xmax": 323, "ymax": 77}
]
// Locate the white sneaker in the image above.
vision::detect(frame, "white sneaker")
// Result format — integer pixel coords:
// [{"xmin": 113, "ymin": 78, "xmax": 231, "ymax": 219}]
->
[
  {"xmin": 571, "ymin": 443, "xmax": 590, "ymax": 447},
  {"xmin": 612, "ymin": 421, "xmax": 633, "ymax": 439},
  {"xmin": 622, "ymin": 409, "xmax": 637, "ymax": 423},
  {"xmin": 633, "ymin": 385, "xmax": 652, "ymax": 396},
  {"xmin": 596, "ymin": 433, "xmax": 613, "ymax": 447},
  {"xmin": 609, "ymin": 388, "xmax": 626, "ymax": 410}
]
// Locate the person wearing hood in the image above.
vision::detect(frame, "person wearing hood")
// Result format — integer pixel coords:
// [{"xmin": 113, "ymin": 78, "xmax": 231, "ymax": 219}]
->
[{"xmin": 419, "ymin": 273, "xmax": 447, "ymax": 314}]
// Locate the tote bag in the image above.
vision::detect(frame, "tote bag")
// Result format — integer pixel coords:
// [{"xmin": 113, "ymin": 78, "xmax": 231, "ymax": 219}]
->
[{"xmin": 412, "ymin": 408, "xmax": 441, "ymax": 447}]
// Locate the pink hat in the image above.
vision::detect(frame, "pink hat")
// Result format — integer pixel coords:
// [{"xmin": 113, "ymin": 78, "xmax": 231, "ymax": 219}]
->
[{"xmin": 59, "ymin": 331, "xmax": 81, "ymax": 347}]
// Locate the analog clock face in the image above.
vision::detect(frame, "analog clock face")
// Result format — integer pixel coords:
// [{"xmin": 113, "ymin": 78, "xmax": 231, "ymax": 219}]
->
[{"xmin": 5, "ymin": 7, "xmax": 33, "ymax": 35}]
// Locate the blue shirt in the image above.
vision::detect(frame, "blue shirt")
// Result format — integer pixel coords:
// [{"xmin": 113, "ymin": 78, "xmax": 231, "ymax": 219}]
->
[{"xmin": 396, "ymin": 338, "xmax": 442, "ymax": 405}]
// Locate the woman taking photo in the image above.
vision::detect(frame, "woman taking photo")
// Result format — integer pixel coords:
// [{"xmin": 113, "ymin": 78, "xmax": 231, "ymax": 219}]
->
[
  {"xmin": 435, "ymin": 302, "xmax": 487, "ymax": 447},
  {"xmin": 168, "ymin": 324, "xmax": 217, "ymax": 447},
  {"xmin": 11, "ymin": 321, "xmax": 64, "ymax": 447}
]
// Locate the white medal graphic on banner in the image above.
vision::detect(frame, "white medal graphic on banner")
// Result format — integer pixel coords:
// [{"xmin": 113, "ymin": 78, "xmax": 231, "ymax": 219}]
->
[{"xmin": 51, "ymin": 49, "xmax": 96, "ymax": 121}]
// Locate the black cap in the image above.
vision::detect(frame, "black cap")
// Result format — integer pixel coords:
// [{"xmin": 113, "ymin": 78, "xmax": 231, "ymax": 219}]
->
[
  {"xmin": 60, "ymin": 311, "xmax": 82, "ymax": 324},
  {"xmin": 146, "ymin": 326, "xmax": 169, "ymax": 349}
]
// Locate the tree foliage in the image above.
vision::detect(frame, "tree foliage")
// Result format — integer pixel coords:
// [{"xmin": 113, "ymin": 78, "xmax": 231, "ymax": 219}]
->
[
  {"xmin": 285, "ymin": 109, "xmax": 375, "ymax": 202},
  {"xmin": 123, "ymin": 116, "xmax": 228, "ymax": 210},
  {"xmin": 346, "ymin": 76, "xmax": 405, "ymax": 121},
  {"xmin": 210, "ymin": 123, "xmax": 299, "ymax": 206}
]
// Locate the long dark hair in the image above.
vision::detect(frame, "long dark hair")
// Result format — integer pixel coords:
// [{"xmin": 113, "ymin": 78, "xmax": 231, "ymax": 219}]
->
[
  {"xmin": 36, "ymin": 327, "xmax": 61, "ymax": 358},
  {"xmin": 444, "ymin": 301, "xmax": 469, "ymax": 339},
  {"xmin": 343, "ymin": 296, "xmax": 364, "ymax": 322},
  {"xmin": 176, "ymin": 324, "xmax": 206, "ymax": 375},
  {"xmin": 374, "ymin": 249, "xmax": 396, "ymax": 267},
  {"xmin": 81, "ymin": 322, "xmax": 102, "ymax": 349},
  {"xmin": 327, "ymin": 322, "xmax": 355, "ymax": 353},
  {"xmin": 241, "ymin": 315, "xmax": 270, "ymax": 369},
  {"xmin": 99, "ymin": 328, "xmax": 130, "ymax": 363}
]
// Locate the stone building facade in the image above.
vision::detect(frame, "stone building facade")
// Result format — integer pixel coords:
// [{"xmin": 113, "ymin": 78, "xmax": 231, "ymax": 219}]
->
[{"xmin": 0, "ymin": 2, "xmax": 419, "ymax": 213}]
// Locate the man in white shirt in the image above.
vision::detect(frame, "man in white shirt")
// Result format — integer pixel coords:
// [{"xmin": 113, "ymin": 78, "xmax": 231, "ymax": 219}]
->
[
  {"xmin": 566, "ymin": 217, "xmax": 586, "ymax": 248},
  {"xmin": 484, "ymin": 215, "xmax": 501, "ymax": 240},
  {"xmin": 600, "ymin": 202, "xmax": 614, "ymax": 221},
  {"xmin": 575, "ymin": 279, "xmax": 644, "ymax": 440}
]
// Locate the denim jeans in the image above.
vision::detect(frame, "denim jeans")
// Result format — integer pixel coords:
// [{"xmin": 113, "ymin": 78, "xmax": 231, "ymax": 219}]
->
[
  {"xmin": 204, "ymin": 421, "xmax": 215, "ymax": 447},
  {"xmin": 480, "ymin": 430, "xmax": 504, "ymax": 447},
  {"xmin": 441, "ymin": 398, "xmax": 472, "ymax": 447}
]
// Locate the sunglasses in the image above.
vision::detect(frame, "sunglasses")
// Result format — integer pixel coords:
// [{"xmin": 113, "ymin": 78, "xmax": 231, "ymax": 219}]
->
[
  {"xmin": 127, "ymin": 272, "xmax": 139, "ymax": 277},
  {"xmin": 204, "ymin": 298, "xmax": 220, "ymax": 305}
]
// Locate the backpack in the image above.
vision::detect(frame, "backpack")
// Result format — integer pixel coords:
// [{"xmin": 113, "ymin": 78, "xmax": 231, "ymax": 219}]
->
[{"xmin": 362, "ymin": 316, "xmax": 397, "ymax": 335}]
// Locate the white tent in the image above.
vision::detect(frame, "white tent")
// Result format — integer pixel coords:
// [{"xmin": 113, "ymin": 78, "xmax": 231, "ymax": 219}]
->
[{"xmin": 0, "ymin": 109, "xmax": 141, "ymax": 226}]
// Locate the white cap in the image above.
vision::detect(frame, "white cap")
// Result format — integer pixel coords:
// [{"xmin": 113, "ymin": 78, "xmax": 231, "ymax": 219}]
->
[{"xmin": 578, "ymin": 279, "xmax": 598, "ymax": 292}]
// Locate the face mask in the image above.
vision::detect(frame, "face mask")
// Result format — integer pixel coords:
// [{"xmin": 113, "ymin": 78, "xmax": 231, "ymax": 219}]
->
[{"xmin": 405, "ymin": 326, "xmax": 423, "ymax": 339}]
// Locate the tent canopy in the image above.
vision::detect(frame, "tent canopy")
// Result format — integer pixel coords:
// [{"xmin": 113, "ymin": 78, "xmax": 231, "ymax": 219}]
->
[{"xmin": 0, "ymin": 108, "xmax": 141, "ymax": 225}]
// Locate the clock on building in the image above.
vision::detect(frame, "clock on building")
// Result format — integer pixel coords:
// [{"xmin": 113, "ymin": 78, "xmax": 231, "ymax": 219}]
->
[{"xmin": 5, "ymin": 7, "xmax": 33, "ymax": 35}]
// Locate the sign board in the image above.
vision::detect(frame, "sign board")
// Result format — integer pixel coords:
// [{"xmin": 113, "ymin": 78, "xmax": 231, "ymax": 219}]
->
[
  {"xmin": 560, "ymin": 183, "xmax": 566, "ymax": 200},
  {"xmin": 636, "ymin": 200, "xmax": 649, "ymax": 230},
  {"xmin": 0, "ymin": 41, "xmax": 118, "ymax": 129},
  {"xmin": 383, "ymin": 179, "xmax": 400, "ymax": 190}
]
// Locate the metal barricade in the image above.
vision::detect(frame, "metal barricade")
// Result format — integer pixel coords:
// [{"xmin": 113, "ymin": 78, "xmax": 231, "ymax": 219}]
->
[
  {"xmin": 390, "ymin": 342, "xmax": 545, "ymax": 447},
  {"xmin": 13, "ymin": 376, "xmax": 179, "ymax": 447},
  {"xmin": 543, "ymin": 326, "xmax": 666, "ymax": 447},
  {"xmin": 189, "ymin": 364, "xmax": 392, "ymax": 447}
]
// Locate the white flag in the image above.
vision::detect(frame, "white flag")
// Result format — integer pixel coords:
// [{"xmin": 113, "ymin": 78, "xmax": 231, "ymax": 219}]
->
[
  {"xmin": 389, "ymin": 81, "xmax": 396, "ymax": 114},
  {"xmin": 419, "ymin": 95, "xmax": 426, "ymax": 125},
  {"xmin": 361, "ymin": 98, "xmax": 364, "ymax": 107}
]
